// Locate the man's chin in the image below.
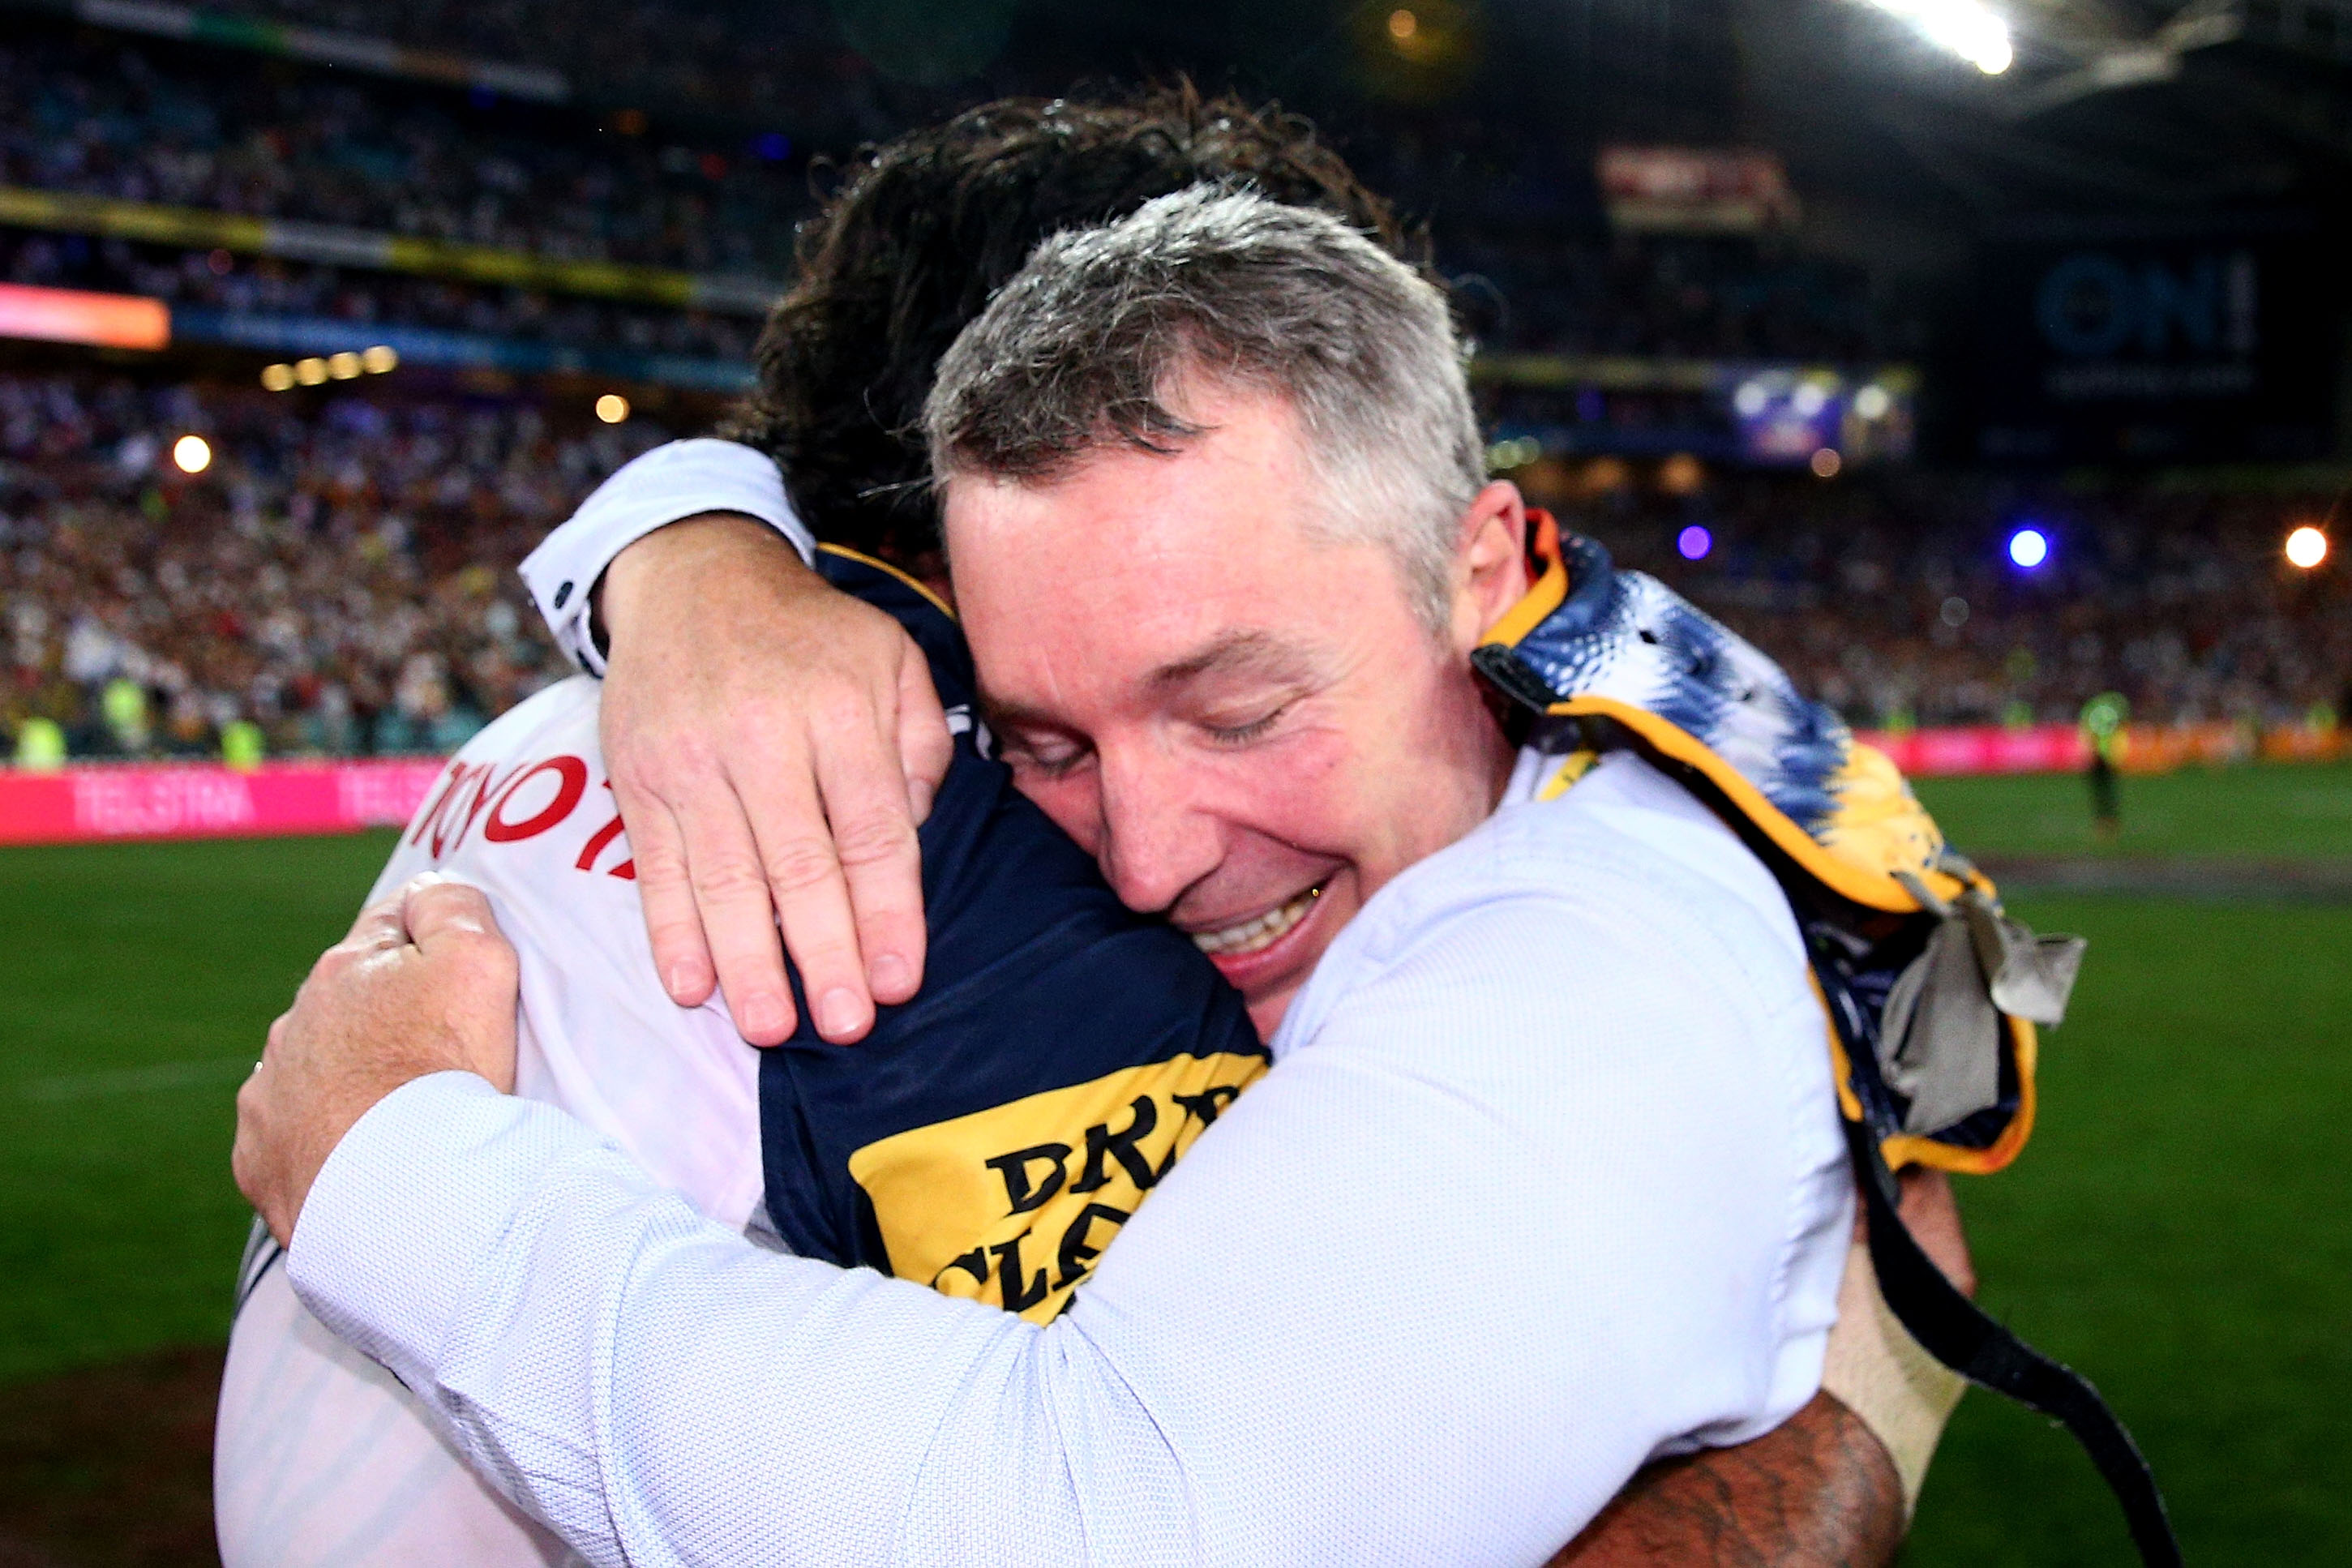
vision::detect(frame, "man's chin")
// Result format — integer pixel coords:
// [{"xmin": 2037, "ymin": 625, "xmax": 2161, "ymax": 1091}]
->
[{"xmin": 1204, "ymin": 880, "xmax": 1347, "ymax": 1041}]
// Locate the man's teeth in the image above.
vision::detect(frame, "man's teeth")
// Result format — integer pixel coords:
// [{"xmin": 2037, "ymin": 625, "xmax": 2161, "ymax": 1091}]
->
[{"xmin": 1192, "ymin": 885, "xmax": 1322, "ymax": 958}]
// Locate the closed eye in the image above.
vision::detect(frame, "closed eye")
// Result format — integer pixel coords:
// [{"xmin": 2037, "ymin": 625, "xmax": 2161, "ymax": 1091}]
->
[
  {"xmin": 1203, "ymin": 705, "xmax": 1290, "ymax": 746},
  {"xmin": 1000, "ymin": 735, "xmax": 1091, "ymax": 778}
]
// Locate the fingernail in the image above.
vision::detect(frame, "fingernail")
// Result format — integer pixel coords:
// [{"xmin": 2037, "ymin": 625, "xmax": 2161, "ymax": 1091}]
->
[
  {"xmin": 663, "ymin": 962, "xmax": 701, "ymax": 1001},
  {"xmin": 870, "ymin": 952, "xmax": 913, "ymax": 1000},
  {"xmin": 739, "ymin": 993, "xmax": 788, "ymax": 1039},
  {"xmin": 816, "ymin": 987, "xmax": 866, "ymax": 1041}
]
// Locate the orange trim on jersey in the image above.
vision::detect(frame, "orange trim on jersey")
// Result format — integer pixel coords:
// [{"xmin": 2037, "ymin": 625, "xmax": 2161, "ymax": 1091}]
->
[
  {"xmin": 1883, "ymin": 1015, "xmax": 2037, "ymax": 1176},
  {"xmin": 1809, "ymin": 972, "xmax": 1868, "ymax": 1125},
  {"xmin": 1810, "ymin": 979, "xmax": 2037, "ymax": 1176},
  {"xmin": 1480, "ymin": 509, "xmax": 1569, "ymax": 649},
  {"xmin": 1541, "ymin": 695, "xmax": 1978, "ymax": 914},
  {"xmin": 818, "ymin": 542, "xmax": 955, "ymax": 621}
]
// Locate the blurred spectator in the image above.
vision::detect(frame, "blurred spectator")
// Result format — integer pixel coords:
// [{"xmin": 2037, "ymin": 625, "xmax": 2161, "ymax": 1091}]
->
[
  {"xmin": 1562, "ymin": 469, "xmax": 2352, "ymax": 733},
  {"xmin": 0, "ymin": 368, "xmax": 661, "ymax": 761},
  {"xmin": 0, "ymin": 28, "xmax": 809, "ymax": 276},
  {"xmin": 179, "ymin": 0, "xmax": 885, "ymax": 138},
  {"xmin": 0, "ymin": 21, "xmax": 1903, "ymax": 366},
  {"xmin": 0, "ymin": 230, "xmax": 761, "ymax": 363}
]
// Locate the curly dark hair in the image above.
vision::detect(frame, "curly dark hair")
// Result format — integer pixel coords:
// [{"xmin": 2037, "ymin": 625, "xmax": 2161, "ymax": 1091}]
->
[{"xmin": 715, "ymin": 84, "xmax": 1421, "ymax": 565}]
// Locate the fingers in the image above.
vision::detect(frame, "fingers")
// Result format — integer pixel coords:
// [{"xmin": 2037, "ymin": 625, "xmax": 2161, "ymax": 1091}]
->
[
  {"xmin": 897, "ymin": 636, "xmax": 953, "ymax": 828},
  {"xmin": 811, "ymin": 700, "xmax": 928, "ymax": 1013},
  {"xmin": 397, "ymin": 874, "xmax": 498, "ymax": 946},
  {"xmin": 401, "ymin": 876, "xmax": 520, "ymax": 996},
  {"xmin": 672, "ymin": 769, "xmax": 811, "ymax": 1045},
  {"xmin": 341, "ymin": 886, "xmax": 418, "ymax": 950},
  {"xmin": 606, "ymin": 775, "xmax": 718, "ymax": 1009},
  {"xmin": 729, "ymin": 749, "xmax": 872, "ymax": 1043}
]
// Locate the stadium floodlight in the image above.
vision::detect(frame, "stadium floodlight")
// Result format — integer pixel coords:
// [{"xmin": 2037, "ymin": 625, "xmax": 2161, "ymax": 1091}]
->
[
  {"xmin": 259, "ymin": 362, "xmax": 296, "ymax": 392},
  {"xmin": 595, "ymin": 393, "xmax": 632, "ymax": 424},
  {"xmin": 1676, "ymin": 524, "xmax": 1714, "ymax": 562},
  {"xmin": 327, "ymin": 351, "xmax": 363, "ymax": 380},
  {"xmin": 2286, "ymin": 525, "xmax": 2329, "ymax": 570},
  {"xmin": 361, "ymin": 345, "xmax": 399, "ymax": 375},
  {"xmin": 1858, "ymin": 0, "xmax": 2014, "ymax": 74},
  {"xmin": 2007, "ymin": 526, "xmax": 2050, "ymax": 568},
  {"xmin": 172, "ymin": 434, "xmax": 212, "ymax": 474},
  {"xmin": 1853, "ymin": 383, "xmax": 1892, "ymax": 420},
  {"xmin": 294, "ymin": 357, "xmax": 329, "ymax": 386}
]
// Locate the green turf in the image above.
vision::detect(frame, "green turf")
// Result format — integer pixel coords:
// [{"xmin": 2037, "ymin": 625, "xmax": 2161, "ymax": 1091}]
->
[
  {"xmin": 1912, "ymin": 759, "xmax": 2352, "ymax": 860},
  {"xmin": 1905, "ymin": 891, "xmax": 2352, "ymax": 1567},
  {"xmin": 0, "ymin": 831, "xmax": 396, "ymax": 1386}
]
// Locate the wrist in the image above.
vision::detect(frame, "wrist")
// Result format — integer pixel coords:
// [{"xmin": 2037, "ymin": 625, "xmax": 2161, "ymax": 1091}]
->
[{"xmin": 600, "ymin": 511, "xmax": 816, "ymax": 653}]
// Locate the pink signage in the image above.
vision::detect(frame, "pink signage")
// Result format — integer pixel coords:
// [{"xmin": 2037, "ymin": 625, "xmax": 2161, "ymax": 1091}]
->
[
  {"xmin": 1862, "ymin": 724, "xmax": 2089, "ymax": 778},
  {"xmin": 0, "ymin": 759, "xmax": 448, "ymax": 846}
]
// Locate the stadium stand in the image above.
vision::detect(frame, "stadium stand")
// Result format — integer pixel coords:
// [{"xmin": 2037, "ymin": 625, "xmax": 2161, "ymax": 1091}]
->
[
  {"xmin": 2, "ymin": 362, "xmax": 2340, "ymax": 767},
  {"xmin": 0, "ymin": 229, "xmax": 760, "ymax": 363},
  {"xmin": 1, "ymin": 368, "xmax": 658, "ymax": 760},
  {"xmin": 1561, "ymin": 468, "xmax": 2352, "ymax": 732},
  {"xmin": 0, "ymin": 26, "xmax": 809, "ymax": 276},
  {"xmin": 0, "ymin": 0, "xmax": 2338, "ymax": 767}
]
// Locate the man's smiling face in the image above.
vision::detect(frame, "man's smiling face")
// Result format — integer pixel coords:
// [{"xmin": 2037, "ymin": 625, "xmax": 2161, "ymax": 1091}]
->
[{"xmin": 945, "ymin": 378, "xmax": 1528, "ymax": 1037}]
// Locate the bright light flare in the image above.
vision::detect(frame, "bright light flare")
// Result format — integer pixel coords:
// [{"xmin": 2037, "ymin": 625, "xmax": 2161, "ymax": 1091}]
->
[
  {"xmin": 171, "ymin": 434, "xmax": 212, "ymax": 474},
  {"xmin": 1676, "ymin": 524, "xmax": 1714, "ymax": 562},
  {"xmin": 1863, "ymin": 0, "xmax": 2013, "ymax": 75},
  {"xmin": 595, "ymin": 392, "xmax": 632, "ymax": 423},
  {"xmin": 2286, "ymin": 525, "xmax": 2329, "ymax": 570},
  {"xmin": 2007, "ymin": 527, "xmax": 2050, "ymax": 569}
]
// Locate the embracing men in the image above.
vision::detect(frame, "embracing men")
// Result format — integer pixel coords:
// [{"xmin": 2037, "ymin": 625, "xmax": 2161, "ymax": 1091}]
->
[{"xmin": 225, "ymin": 96, "xmax": 1964, "ymax": 1568}]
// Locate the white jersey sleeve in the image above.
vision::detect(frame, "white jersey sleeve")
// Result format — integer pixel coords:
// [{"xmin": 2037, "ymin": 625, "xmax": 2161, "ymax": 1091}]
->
[
  {"xmin": 215, "ymin": 676, "xmax": 766, "ymax": 1568},
  {"xmin": 518, "ymin": 439, "xmax": 814, "ymax": 674}
]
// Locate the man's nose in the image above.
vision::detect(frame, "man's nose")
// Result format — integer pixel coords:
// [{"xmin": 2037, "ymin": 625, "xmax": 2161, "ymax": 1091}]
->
[{"xmin": 1095, "ymin": 742, "xmax": 1223, "ymax": 915}]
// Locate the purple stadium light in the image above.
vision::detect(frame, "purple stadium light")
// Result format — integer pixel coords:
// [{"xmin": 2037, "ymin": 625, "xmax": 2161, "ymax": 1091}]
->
[
  {"xmin": 2007, "ymin": 527, "xmax": 2050, "ymax": 569},
  {"xmin": 1677, "ymin": 524, "xmax": 1714, "ymax": 562}
]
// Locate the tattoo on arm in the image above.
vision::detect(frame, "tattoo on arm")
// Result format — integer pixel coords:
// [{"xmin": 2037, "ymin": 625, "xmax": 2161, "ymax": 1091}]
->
[{"xmin": 1546, "ymin": 1392, "xmax": 1907, "ymax": 1568}]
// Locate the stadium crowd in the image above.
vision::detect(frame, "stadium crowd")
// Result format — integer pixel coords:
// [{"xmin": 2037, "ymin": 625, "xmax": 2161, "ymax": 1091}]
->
[
  {"xmin": 2, "ymin": 370, "xmax": 657, "ymax": 763},
  {"xmin": 0, "ymin": 27, "xmax": 808, "ymax": 276},
  {"xmin": 1, "ymin": 230, "xmax": 761, "ymax": 365},
  {"xmin": 0, "ymin": 16, "xmax": 1901, "ymax": 368},
  {"xmin": 3, "ymin": 366, "xmax": 2342, "ymax": 768},
  {"xmin": 166, "ymin": 0, "xmax": 889, "ymax": 139},
  {"xmin": 1577, "ymin": 470, "xmax": 2352, "ymax": 732}
]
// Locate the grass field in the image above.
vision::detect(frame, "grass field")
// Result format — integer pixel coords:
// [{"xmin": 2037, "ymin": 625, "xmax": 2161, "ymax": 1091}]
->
[
  {"xmin": 0, "ymin": 832, "xmax": 398, "ymax": 1387},
  {"xmin": 2, "ymin": 763, "xmax": 2349, "ymax": 1564}
]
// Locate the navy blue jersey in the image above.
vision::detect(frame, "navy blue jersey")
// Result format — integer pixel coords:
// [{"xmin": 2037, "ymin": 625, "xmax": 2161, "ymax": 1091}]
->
[{"xmin": 760, "ymin": 549, "xmax": 1267, "ymax": 1322}]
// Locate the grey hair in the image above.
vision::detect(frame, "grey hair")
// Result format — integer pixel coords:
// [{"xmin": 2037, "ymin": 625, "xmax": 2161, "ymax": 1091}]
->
[{"xmin": 921, "ymin": 185, "xmax": 1486, "ymax": 630}]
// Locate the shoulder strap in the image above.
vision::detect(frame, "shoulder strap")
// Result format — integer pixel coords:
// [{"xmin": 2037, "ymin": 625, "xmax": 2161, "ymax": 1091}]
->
[
  {"xmin": 1476, "ymin": 518, "xmax": 2182, "ymax": 1566},
  {"xmin": 1845, "ymin": 1116, "xmax": 2181, "ymax": 1566}
]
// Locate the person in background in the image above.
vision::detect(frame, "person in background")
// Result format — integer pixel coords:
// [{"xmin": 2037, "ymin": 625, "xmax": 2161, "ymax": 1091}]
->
[{"xmin": 2081, "ymin": 690, "xmax": 2128, "ymax": 839}]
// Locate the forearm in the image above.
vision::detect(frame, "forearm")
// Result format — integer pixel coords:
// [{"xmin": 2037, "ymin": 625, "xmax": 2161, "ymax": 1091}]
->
[
  {"xmin": 593, "ymin": 508, "xmax": 811, "ymax": 659},
  {"xmin": 517, "ymin": 437, "xmax": 812, "ymax": 674},
  {"xmin": 289, "ymin": 1077, "xmax": 1062, "ymax": 1567},
  {"xmin": 1549, "ymin": 1393, "xmax": 1904, "ymax": 1568}
]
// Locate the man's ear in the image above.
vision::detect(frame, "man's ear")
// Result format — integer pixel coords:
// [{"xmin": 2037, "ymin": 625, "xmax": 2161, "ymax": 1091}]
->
[{"xmin": 1450, "ymin": 481, "xmax": 1532, "ymax": 651}]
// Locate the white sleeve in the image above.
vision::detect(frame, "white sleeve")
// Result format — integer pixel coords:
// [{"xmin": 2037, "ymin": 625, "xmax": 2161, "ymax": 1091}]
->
[
  {"xmin": 285, "ymin": 869, "xmax": 1846, "ymax": 1568},
  {"xmin": 520, "ymin": 438, "xmax": 816, "ymax": 675}
]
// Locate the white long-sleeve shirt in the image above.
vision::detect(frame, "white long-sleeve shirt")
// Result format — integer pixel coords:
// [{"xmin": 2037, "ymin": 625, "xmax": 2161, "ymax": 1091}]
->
[{"xmin": 285, "ymin": 748, "xmax": 1853, "ymax": 1567}]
